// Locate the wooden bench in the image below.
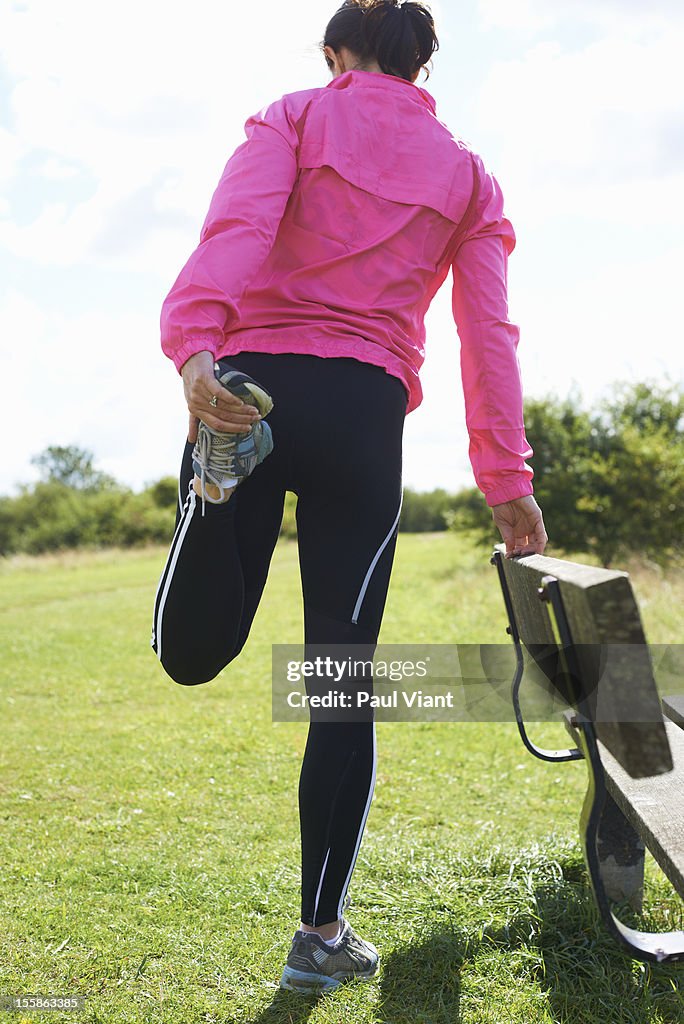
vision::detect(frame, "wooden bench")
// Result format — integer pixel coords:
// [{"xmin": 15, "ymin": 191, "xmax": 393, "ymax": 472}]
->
[{"xmin": 489, "ymin": 542, "xmax": 684, "ymax": 964}]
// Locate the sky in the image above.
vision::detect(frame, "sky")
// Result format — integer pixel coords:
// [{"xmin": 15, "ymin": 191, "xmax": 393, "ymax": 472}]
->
[{"xmin": 0, "ymin": 0, "xmax": 682, "ymax": 496}]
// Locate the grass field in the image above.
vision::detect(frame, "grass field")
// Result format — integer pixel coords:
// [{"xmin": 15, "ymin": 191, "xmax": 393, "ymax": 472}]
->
[{"xmin": 0, "ymin": 530, "xmax": 682, "ymax": 1023}]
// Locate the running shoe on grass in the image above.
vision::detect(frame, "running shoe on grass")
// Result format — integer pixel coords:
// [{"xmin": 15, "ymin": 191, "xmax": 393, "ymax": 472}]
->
[{"xmin": 279, "ymin": 919, "xmax": 379, "ymax": 993}]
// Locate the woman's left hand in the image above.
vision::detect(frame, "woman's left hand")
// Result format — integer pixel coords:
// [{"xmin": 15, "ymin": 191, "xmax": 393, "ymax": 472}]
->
[
  {"xmin": 180, "ymin": 350, "xmax": 261, "ymax": 443},
  {"xmin": 491, "ymin": 494, "xmax": 548, "ymax": 558}
]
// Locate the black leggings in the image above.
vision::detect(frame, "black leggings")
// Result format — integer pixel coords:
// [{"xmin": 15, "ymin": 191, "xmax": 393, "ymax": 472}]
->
[{"xmin": 151, "ymin": 352, "xmax": 407, "ymax": 925}]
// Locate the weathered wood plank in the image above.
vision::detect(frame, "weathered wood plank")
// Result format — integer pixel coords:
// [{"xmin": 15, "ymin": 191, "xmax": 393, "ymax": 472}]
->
[
  {"xmin": 493, "ymin": 544, "xmax": 629, "ymax": 587},
  {"xmin": 564, "ymin": 713, "xmax": 684, "ymax": 898},
  {"xmin": 493, "ymin": 544, "xmax": 673, "ymax": 777}
]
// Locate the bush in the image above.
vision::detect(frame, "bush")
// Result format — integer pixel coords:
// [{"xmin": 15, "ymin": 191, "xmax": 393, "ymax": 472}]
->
[
  {"xmin": 452, "ymin": 379, "xmax": 684, "ymax": 568},
  {"xmin": 0, "ymin": 479, "xmax": 175, "ymax": 556},
  {"xmin": 398, "ymin": 488, "xmax": 461, "ymax": 532},
  {"xmin": 146, "ymin": 476, "xmax": 179, "ymax": 510}
]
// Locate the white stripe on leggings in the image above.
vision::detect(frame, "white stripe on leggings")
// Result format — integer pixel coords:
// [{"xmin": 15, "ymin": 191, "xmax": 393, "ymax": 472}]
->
[
  {"xmin": 151, "ymin": 484, "xmax": 193, "ymax": 631},
  {"xmin": 351, "ymin": 490, "xmax": 403, "ymax": 625},
  {"xmin": 337, "ymin": 719, "xmax": 377, "ymax": 921},
  {"xmin": 152, "ymin": 485, "xmax": 196, "ymax": 662},
  {"xmin": 312, "ymin": 846, "xmax": 331, "ymax": 925}
]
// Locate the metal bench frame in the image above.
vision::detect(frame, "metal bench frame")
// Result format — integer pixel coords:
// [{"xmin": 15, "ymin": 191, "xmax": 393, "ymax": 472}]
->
[{"xmin": 491, "ymin": 546, "xmax": 684, "ymax": 965}]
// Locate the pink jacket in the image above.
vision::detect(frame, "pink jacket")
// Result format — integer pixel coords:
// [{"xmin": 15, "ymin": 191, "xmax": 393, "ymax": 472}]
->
[{"xmin": 160, "ymin": 69, "xmax": 534, "ymax": 506}]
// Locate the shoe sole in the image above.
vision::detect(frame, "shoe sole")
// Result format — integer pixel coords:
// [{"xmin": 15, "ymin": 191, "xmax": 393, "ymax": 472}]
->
[
  {"xmin": 214, "ymin": 365, "xmax": 274, "ymax": 417},
  {"xmin": 279, "ymin": 964, "xmax": 378, "ymax": 993}
]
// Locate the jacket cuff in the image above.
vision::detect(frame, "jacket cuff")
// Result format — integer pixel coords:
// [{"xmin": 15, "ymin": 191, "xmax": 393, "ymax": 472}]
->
[
  {"xmin": 485, "ymin": 479, "xmax": 535, "ymax": 508},
  {"xmin": 167, "ymin": 335, "xmax": 221, "ymax": 374}
]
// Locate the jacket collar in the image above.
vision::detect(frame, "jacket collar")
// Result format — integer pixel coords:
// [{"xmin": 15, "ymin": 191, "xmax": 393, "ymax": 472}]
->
[{"xmin": 326, "ymin": 69, "xmax": 437, "ymax": 115}]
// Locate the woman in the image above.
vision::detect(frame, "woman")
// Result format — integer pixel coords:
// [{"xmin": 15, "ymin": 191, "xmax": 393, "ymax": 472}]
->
[{"xmin": 152, "ymin": 0, "xmax": 548, "ymax": 994}]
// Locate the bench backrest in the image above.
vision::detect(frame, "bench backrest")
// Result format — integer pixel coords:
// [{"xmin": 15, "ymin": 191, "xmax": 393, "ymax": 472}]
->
[{"xmin": 492, "ymin": 543, "xmax": 673, "ymax": 777}]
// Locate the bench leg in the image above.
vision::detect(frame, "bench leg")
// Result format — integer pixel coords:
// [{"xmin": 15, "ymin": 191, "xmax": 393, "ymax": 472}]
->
[{"xmin": 596, "ymin": 791, "xmax": 645, "ymax": 913}]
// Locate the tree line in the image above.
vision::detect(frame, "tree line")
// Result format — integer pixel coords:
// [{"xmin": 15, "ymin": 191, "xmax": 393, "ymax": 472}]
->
[{"xmin": 0, "ymin": 380, "xmax": 680, "ymax": 568}]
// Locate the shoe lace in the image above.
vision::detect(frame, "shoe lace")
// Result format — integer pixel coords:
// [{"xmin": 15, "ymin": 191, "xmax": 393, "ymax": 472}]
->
[{"xmin": 194, "ymin": 425, "xmax": 238, "ymax": 517}]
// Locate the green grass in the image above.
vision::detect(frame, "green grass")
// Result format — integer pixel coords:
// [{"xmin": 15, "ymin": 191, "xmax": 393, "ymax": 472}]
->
[{"xmin": 0, "ymin": 532, "xmax": 682, "ymax": 1023}]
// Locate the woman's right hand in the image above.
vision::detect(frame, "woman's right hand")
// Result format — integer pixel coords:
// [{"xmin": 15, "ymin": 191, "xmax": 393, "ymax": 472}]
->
[
  {"xmin": 490, "ymin": 494, "xmax": 548, "ymax": 558},
  {"xmin": 180, "ymin": 351, "xmax": 261, "ymax": 443}
]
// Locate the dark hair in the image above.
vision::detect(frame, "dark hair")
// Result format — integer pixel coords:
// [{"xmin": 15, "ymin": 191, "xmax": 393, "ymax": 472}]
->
[{"xmin": 322, "ymin": 0, "xmax": 439, "ymax": 82}]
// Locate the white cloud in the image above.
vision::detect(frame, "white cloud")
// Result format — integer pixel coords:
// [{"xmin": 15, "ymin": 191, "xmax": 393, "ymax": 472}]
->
[
  {"xmin": 38, "ymin": 156, "xmax": 82, "ymax": 180},
  {"xmin": 478, "ymin": 33, "xmax": 683, "ymax": 168},
  {"xmin": 478, "ymin": 0, "xmax": 684, "ymax": 35},
  {"xmin": 472, "ymin": 20, "xmax": 684, "ymax": 244},
  {"xmin": 0, "ymin": 123, "xmax": 27, "ymax": 187},
  {"xmin": 477, "ymin": 0, "xmax": 550, "ymax": 34},
  {"xmin": 0, "ymin": 288, "xmax": 185, "ymax": 494},
  {"xmin": 0, "ymin": 0, "xmax": 332, "ymax": 271},
  {"xmin": 465, "ymin": 29, "xmax": 684, "ymax": 460},
  {"xmin": 511, "ymin": 247, "xmax": 683, "ymax": 405},
  {"xmin": 404, "ymin": 291, "xmax": 474, "ymax": 494}
]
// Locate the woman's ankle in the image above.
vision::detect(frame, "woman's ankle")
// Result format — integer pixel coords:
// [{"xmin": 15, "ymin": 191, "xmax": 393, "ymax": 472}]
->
[{"xmin": 299, "ymin": 918, "xmax": 341, "ymax": 941}]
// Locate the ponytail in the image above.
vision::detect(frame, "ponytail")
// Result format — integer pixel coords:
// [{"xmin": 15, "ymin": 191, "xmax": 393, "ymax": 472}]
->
[{"xmin": 322, "ymin": 0, "xmax": 439, "ymax": 83}]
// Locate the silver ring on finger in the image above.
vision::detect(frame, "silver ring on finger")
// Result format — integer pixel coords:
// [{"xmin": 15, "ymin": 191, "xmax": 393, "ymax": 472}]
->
[{"xmin": 209, "ymin": 395, "xmax": 218, "ymax": 408}]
